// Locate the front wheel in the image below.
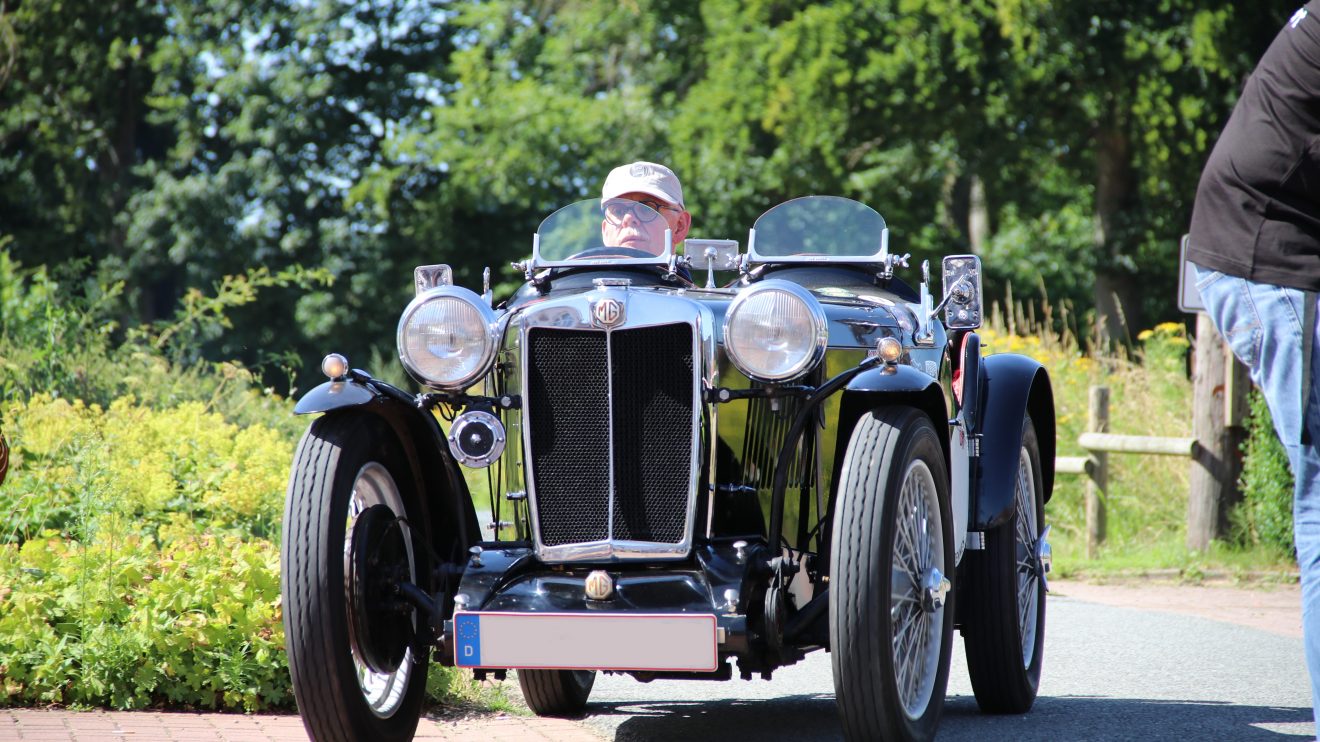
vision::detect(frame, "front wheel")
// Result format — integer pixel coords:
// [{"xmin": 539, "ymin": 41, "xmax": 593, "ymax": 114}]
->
[
  {"xmin": 830, "ymin": 406, "xmax": 955, "ymax": 742},
  {"xmin": 518, "ymin": 669, "xmax": 595, "ymax": 716},
  {"xmin": 963, "ymin": 415, "xmax": 1047, "ymax": 713},
  {"xmin": 282, "ymin": 414, "xmax": 430, "ymax": 742}
]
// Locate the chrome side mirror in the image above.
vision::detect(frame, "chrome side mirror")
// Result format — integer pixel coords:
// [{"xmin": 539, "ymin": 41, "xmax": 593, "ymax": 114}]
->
[
  {"xmin": 942, "ymin": 255, "xmax": 983, "ymax": 330},
  {"xmin": 685, "ymin": 239, "xmax": 741, "ymax": 289},
  {"xmin": 414, "ymin": 264, "xmax": 454, "ymax": 295}
]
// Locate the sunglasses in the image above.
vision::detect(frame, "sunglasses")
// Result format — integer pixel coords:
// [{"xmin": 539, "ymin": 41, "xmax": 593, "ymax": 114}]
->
[{"xmin": 603, "ymin": 198, "xmax": 678, "ymax": 224}]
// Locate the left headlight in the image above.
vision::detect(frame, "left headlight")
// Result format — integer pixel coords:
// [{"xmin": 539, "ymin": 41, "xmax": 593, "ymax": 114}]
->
[
  {"xmin": 723, "ymin": 280, "xmax": 828, "ymax": 382},
  {"xmin": 397, "ymin": 286, "xmax": 499, "ymax": 390}
]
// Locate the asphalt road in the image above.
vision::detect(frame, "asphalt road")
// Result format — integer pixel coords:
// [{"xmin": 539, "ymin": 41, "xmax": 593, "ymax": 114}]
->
[{"xmin": 571, "ymin": 594, "xmax": 1314, "ymax": 741}]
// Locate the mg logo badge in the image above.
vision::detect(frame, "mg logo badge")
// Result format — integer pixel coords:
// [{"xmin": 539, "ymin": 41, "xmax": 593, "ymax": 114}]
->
[
  {"xmin": 585, "ymin": 570, "xmax": 615, "ymax": 601},
  {"xmin": 592, "ymin": 297, "xmax": 624, "ymax": 328}
]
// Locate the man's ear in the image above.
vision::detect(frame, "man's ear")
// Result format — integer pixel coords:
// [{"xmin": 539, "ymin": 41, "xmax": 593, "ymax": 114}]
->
[{"xmin": 674, "ymin": 211, "xmax": 691, "ymax": 243}]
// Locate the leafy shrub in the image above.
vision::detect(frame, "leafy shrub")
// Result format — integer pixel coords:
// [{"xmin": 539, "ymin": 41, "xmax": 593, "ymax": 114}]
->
[
  {"xmin": 0, "ymin": 255, "xmax": 501, "ymax": 712},
  {"xmin": 1, "ymin": 396, "xmax": 291, "ymax": 544},
  {"xmin": 0, "ymin": 394, "xmax": 292, "ymax": 709},
  {"xmin": 0, "ymin": 252, "xmax": 321, "ymax": 435},
  {"xmin": 1, "ymin": 531, "xmax": 285, "ymax": 710},
  {"xmin": 1233, "ymin": 389, "xmax": 1295, "ymax": 557}
]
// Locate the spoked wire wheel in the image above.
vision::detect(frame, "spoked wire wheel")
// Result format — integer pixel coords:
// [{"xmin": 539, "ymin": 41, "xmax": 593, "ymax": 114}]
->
[
  {"xmin": 1013, "ymin": 442, "xmax": 1042, "ymax": 669},
  {"xmin": 964, "ymin": 415, "xmax": 1047, "ymax": 713},
  {"xmin": 831, "ymin": 406, "xmax": 954, "ymax": 742},
  {"xmin": 890, "ymin": 458, "xmax": 946, "ymax": 719}
]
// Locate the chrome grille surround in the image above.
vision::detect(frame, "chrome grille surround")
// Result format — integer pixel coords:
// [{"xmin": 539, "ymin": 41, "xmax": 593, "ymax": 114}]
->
[{"xmin": 517, "ymin": 286, "xmax": 714, "ymax": 563}]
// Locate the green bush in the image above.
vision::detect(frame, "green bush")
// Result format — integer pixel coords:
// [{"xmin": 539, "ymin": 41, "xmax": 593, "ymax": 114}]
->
[
  {"xmin": 1, "ymin": 532, "xmax": 285, "ymax": 710},
  {"xmin": 1, "ymin": 395, "xmax": 291, "ymax": 545},
  {"xmin": 0, "ymin": 263, "xmax": 488, "ymax": 712},
  {"xmin": 1233, "ymin": 389, "xmax": 1295, "ymax": 557},
  {"xmin": 0, "ymin": 395, "xmax": 290, "ymax": 709},
  {"xmin": 0, "ymin": 251, "xmax": 319, "ymax": 436}
]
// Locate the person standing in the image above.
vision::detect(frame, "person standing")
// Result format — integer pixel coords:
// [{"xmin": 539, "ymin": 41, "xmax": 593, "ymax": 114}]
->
[{"xmin": 1188, "ymin": 3, "xmax": 1320, "ymax": 736}]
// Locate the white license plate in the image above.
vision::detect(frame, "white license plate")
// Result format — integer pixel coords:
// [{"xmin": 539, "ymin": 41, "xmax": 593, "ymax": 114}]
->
[{"xmin": 453, "ymin": 611, "xmax": 719, "ymax": 672}]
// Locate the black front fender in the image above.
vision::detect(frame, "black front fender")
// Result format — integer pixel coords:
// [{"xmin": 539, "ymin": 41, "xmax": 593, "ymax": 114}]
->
[
  {"xmin": 294, "ymin": 377, "xmax": 480, "ymax": 572},
  {"xmin": 294, "ymin": 379, "xmax": 376, "ymax": 414},
  {"xmin": 837, "ymin": 364, "xmax": 951, "ymax": 486},
  {"xmin": 845, "ymin": 363, "xmax": 941, "ymax": 395},
  {"xmin": 972, "ymin": 354, "xmax": 1056, "ymax": 530}
]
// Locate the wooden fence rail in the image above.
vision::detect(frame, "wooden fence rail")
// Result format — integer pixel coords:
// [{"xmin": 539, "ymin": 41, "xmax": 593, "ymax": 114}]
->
[
  {"xmin": 1054, "ymin": 385, "xmax": 1205, "ymax": 558},
  {"xmin": 1050, "ymin": 313, "xmax": 1247, "ymax": 557}
]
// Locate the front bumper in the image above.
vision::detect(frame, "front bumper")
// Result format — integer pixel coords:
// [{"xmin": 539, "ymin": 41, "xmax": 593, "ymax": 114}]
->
[{"xmin": 442, "ymin": 541, "xmax": 763, "ymax": 672}]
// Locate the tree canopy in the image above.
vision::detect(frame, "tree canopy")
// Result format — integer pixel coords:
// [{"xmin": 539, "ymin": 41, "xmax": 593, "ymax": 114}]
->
[{"xmin": 0, "ymin": 0, "xmax": 1300, "ymax": 386}]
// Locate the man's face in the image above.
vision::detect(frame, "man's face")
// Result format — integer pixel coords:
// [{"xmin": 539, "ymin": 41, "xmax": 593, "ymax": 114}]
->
[{"xmin": 600, "ymin": 192, "xmax": 691, "ymax": 256}]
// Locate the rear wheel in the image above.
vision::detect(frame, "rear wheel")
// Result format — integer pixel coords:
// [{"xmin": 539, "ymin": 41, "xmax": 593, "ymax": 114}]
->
[
  {"xmin": 282, "ymin": 414, "xmax": 430, "ymax": 742},
  {"xmin": 518, "ymin": 669, "xmax": 596, "ymax": 716},
  {"xmin": 963, "ymin": 416, "xmax": 1047, "ymax": 713},
  {"xmin": 830, "ymin": 406, "xmax": 954, "ymax": 742}
]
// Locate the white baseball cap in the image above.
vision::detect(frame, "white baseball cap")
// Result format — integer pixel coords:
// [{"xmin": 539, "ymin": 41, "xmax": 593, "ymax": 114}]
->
[{"xmin": 601, "ymin": 161, "xmax": 685, "ymax": 209}]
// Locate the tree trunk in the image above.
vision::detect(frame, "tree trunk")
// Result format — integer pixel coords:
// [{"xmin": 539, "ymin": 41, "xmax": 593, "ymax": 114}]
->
[
  {"xmin": 968, "ymin": 173, "xmax": 989, "ymax": 255},
  {"xmin": 1093, "ymin": 124, "xmax": 1140, "ymax": 346}
]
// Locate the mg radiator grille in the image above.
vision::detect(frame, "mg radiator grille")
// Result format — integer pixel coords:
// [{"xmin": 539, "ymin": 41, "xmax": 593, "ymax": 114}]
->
[
  {"xmin": 527, "ymin": 323, "xmax": 695, "ymax": 549},
  {"xmin": 610, "ymin": 324, "xmax": 694, "ymax": 543},
  {"xmin": 527, "ymin": 331, "xmax": 610, "ymax": 546}
]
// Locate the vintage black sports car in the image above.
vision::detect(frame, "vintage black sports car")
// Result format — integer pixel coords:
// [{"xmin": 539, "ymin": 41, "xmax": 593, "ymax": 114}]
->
[{"xmin": 281, "ymin": 195, "xmax": 1056, "ymax": 742}]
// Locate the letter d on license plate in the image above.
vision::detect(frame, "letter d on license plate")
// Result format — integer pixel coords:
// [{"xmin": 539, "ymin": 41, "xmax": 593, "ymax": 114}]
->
[{"xmin": 453, "ymin": 612, "xmax": 718, "ymax": 672}]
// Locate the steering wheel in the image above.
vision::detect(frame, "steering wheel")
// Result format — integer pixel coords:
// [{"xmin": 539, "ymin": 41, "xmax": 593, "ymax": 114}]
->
[{"xmin": 566, "ymin": 246, "xmax": 658, "ymax": 260}]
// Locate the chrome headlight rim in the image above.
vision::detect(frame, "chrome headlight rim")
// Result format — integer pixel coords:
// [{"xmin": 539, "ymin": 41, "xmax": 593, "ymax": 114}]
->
[
  {"xmin": 396, "ymin": 286, "xmax": 499, "ymax": 391},
  {"xmin": 722, "ymin": 279, "xmax": 829, "ymax": 383}
]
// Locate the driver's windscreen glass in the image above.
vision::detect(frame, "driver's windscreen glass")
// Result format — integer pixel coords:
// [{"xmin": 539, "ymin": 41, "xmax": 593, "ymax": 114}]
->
[
  {"xmin": 535, "ymin": 199, "xmax": 671, "ymax": 265},
  {"xmin": 752, "ymin": 196, "xmax": 887, "ymax": 258}
]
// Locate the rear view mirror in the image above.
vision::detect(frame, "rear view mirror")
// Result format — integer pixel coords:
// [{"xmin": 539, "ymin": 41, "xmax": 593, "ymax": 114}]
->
[
  {"xmin": 942, "ymin": 255, "xmax": 983, "ymax": 330},
  {"xmin": 685, "ymin": 239, "xmax": 741, "ymax": 288}
]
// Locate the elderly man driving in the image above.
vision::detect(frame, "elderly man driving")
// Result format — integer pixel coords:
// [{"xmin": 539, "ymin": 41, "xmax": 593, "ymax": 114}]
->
[{"xmin": 599, "ymin": 161, "xmax": 692, "ymax": 257}]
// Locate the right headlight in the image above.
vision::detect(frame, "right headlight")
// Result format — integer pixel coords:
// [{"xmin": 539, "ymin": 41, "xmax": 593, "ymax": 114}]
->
[
  {"xmin": 397, "ymin": 286, "xmax": 498, "ymax": 390},
  {"xmin": 723, "ymin": 280, "xmax": 828, "ymax": 382}
]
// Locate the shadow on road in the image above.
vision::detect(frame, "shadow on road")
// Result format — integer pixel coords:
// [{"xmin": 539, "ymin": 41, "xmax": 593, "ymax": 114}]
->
[{"xmin": 587, "ymin": 693, "xmax": 1313, "ymax": 741}]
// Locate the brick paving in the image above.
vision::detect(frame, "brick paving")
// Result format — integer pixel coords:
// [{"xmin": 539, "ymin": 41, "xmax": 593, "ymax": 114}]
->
[{"xmin": 1, "ymin": 709, "xmax": 603, "ymax": 742}]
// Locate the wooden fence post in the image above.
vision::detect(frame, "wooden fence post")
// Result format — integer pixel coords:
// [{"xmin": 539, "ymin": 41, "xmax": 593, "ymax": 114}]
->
[
  {"xmin": 1086, "ymin": 385, "xmax": 1109, "ymax": 559},
  {"xmin": 1188, "ymin": 312, "xmax": 1247, "ymax": 551}
]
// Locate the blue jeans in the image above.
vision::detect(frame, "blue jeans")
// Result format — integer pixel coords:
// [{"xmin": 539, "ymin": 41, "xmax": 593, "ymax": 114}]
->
[{"xmin": 1194, "ymin": 264, "xmax": 1320, "ymax": 736}]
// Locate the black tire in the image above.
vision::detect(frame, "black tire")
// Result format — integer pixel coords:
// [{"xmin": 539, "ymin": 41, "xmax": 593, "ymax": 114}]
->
[
  {"xmin": 282, "ymin": 414, "xmax": 430, "ymax": 742},
  {"xmin": 830, "ymin": 406, "xmax": 955, "ymax": 742},
  {"xmin": 517, "ymin": 669, "xmax": 596, "ymax": 716},
  {"xmin": 963, "ymin": 415, "xmax": 1047, "ymax": 713}
]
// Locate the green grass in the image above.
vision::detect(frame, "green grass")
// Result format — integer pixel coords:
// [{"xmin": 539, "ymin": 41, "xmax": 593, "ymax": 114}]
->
[{"xmin": 983, "ymin": 305, "xmax": 1298, "ymax": 581}]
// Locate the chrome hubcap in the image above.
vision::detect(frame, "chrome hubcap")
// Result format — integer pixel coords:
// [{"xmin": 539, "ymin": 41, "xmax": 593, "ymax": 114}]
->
[{"xmin": 921, "ymin": 567, "xmax": 952, "ymax": 613}]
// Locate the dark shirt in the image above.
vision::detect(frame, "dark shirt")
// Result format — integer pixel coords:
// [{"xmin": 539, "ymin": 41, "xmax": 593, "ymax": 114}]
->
[{"xmin": 1188, "ymin": 2, "xmax": 1320, "ymax": 291}]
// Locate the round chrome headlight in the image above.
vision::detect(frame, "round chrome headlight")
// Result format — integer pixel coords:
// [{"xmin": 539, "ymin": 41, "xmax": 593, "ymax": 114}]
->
[
  {"xmin": 723, "ymin": 280, "xmax": 828, "ymax": 382},
  {"xmin": 397, "ymin": 286, "xmax": 498, "ymax": 390}
]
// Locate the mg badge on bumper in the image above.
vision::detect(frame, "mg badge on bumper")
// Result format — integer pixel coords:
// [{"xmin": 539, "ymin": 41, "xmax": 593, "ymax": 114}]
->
[{"xmin": 585, "ymin": 570, "xmax": 615, "ymax": 601}]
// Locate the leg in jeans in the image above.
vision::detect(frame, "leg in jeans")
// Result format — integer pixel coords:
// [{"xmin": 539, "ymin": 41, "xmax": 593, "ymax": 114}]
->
[
  {"xmin": 1297, "ymin": 306, "xmax": 1320, "ymax": 740},
  {"xmin": 1194, "ymin": 264, "xmax": 1320, "ymax": 737}
]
